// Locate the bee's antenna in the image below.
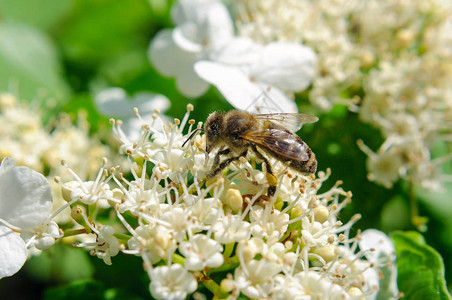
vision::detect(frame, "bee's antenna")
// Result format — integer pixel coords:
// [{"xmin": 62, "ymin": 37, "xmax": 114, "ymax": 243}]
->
[{"xmin": 182, "ymin": 128, "xmax": 203, "ymax": 147}]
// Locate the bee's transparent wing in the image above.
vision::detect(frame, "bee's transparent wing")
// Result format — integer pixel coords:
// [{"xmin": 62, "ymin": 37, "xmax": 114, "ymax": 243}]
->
[
  {"xmin": 243, "ymin": 89, "xmax": 298, "ymax": 114},
  {"xmin": 254, "ymin": 113, "xmax": 318, "ymax": 132}
]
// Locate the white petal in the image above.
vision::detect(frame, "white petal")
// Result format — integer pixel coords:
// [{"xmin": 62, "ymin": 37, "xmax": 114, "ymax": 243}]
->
[
  {"xmin": 131, "ymin": 93, "xmax": 171, "ymax": 115},
  {"xmin": 96, "ymin": 88, "xmax": 170, "ymax": 119},
  {"xmin": 171, "ymin": 0, "xmax": 206, "ymax": 25},
  {"xmin": 195, "ymin": 61, "xmax": 297, "ymax": 113},
  {"xmin": 149, "ymin": 30, "xmax": 207, "ymax": 98},
  {"xmin": 252, "ymin": 42, "xmax": 317, "ymax": 91},
  {"xmin": 32, "ymin": 221, "xmax": 60, "ymax": 250},
  {"xmin": 202, "ymin": 1, "xmax": 234, "ymax": 51},
  {"xmin": 195, "ymin": 61, "xmax": 258, "ymax": 108},
  {"xmin": 214, "ymin": 37, "xmax": 262, "ymax": 65},
  {"xmin": 95, "ymin": 87, "xmax": 131, "ymax": 117},
  {"xmin": 0, "ymin": 157, "xmax": 16, "ymax": 174},
  {"xmin": 173, "ymin": 24, "xmax": 204, "ymax": 53},
  {"xmin": 171, "ymin": 0, "xmax": 233, "ymax": 52},
  {"xmin": 175, "ymin": 64, "xmax": 210, "ymax": 98},
  {"xmin": 359, "ymin": 229, "xmax": 395, "ymax": 262},
  {"xmin": 0, "ymin": 165, "xmax": 52, "ymax": 229},
  {"xmin": 254, "ymin": 83, "xmax": 298, "ymax": 114},
  {"xmin": 0, "ymin": 225, "xmax": 27, "ymax": 278},
  {"xmin": 149, "ymin": 29, "xmax": 199, "ymax": 77}
]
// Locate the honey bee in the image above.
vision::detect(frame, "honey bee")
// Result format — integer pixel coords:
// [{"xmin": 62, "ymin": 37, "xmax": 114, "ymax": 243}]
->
[{"xmin": 204, "ymin": 110, "xmax": 318, "ymax": 196}]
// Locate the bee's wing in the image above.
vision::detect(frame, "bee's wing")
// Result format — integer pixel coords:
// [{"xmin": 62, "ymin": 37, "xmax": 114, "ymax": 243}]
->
[
  {"xmin": 253, "ymin": 113, "xmax": 318, "ymax": 132},
  {"xmin": 241, "ymin": 129, "xmax": 311, "ymax": 161}
]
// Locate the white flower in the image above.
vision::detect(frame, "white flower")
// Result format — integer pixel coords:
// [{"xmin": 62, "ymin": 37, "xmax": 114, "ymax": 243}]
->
[
  {"xmin": 94, "ymin": 225, "xmax": 120, "ymax": 265},
  {"xmin": 359, "ymin": 229, "xmax": 399, "ymax": 299},
  {"xmin": 95, "ymin": 87, "xmax": 171, "ymax": 141},
  {"xmin": 20, "ymin": 220, "xmax": 60, "ymax": 251},
  {"xmin": 179, "ymin": 234, "xmax": 223, "ymax": 271},
  {"xmin": 128, "ymin": 224, "xmax": 177, "ymax": 264},
  {"xmin": 233, "ymin": 258, "xmax": 280, "ymax": 299},
  {"xmin": 357, "ymin": 140, "xmax": 405, "ymax": 188},
  {"xmin": 58, "ymin": 105, "xmax": 389, "ymax": 298},
  {"xmin": 67, "ymin": 180, "xmax": 113, "ymax": 205},
  {"xmin": 149, "ymin": 263, "xmax": 197, "ymax": 300},
  {"xmin": 189, "ymin": 197, "xmax": 222, "ymax": 225},
  {"xmin": 289, "ymin": 270, "xmax": 350, "ymax": 299},
  {"xmin": 149, "ymin": 0, "xmax": 233, "ymax": 97},
  {"xmin": 0, "ymin": 157, "xmax": 56, "ymax": 278},
  {"xmin": 213, "ymin": 214, "xmax": 251, "ymax": 244},
  {"xmin": 161, "ymin": 207, "xmax": 194, "ymax": 241},
  {"xmin": 249, "ymin": 206, "xmax": 289, "ymax": 242},
  {"xmin": 195, "ymin": 37, "xmax": 316, "ymax": 113}
]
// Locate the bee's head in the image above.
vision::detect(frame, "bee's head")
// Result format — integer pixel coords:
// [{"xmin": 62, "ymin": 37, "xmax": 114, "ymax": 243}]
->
[{"xmin": 204, "ymin": 111, "xmax": 224, "ymax": 153}]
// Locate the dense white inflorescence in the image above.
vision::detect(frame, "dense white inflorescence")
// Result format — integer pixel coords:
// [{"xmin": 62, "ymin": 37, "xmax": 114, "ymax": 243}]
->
[
  {"xmin": 55, "ymin": 105, "xmax": 396, "ymax": 299},
  {"xmin": 235, "ymin": 0, "xmax": 452, "ymax": 190}
]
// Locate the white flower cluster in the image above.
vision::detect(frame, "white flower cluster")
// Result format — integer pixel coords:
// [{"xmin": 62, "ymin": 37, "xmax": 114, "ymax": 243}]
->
[
  {"xmin": 148, "ymin": 0, "xmax": 317, "ymax": 113},
  {"xmin": 0, "ymin": 93, "xmax": 122, "ymax": 224},
  {"xmin": 55, "ymin": 106, "xmax": 397, "ymax": 299},
  {"xmin": 0, "ymin": 93, "xmax": 112, "ymax": 180},
  {"xmin": 236, "ymin": 0, "xmax": 452, "ymax": 189}
]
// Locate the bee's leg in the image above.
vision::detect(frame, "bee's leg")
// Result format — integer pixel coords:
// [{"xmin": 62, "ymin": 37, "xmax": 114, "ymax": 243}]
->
[
  {"xmin": 213, "ymin": 148, "xmax": 231, "ymax": 167},
  {"xmin": 251, "ymin": 145, "xmax": 276, "ymax": 197},
  {"xmin": 208, "ymin": 150, "xmax": 247, "ymax": 178}
]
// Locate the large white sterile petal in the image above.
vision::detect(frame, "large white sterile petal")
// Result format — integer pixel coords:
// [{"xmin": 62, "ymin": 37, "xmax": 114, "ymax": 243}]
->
[
  {"xmin": 171, "ymin": 0, "xmax": 208, "ymax": 25},
  {"xmin": 254, "ymin": 83, "xmax": 298, "ymax": 114},
  {"xmin": 195, "ymin": 61, "xmax": 297, "ymax": 113},
  {"xmin": 95, "ymin": 87, "xmax": 130, "ymax": 117},
  {"xmin": 0, "ymin": 157, "xmax": 16, "ymax": 174},
  {"xmin": 132, "ymin": 93, "xmax": 170, "ymax": 115},
  {"xmin": 359, "ymin": 229, "xmax": 395, "ymax": 262},
  {"xmin": 149, "ymin": 29, "xmax": 198, "ymax": 77},
  {"xmin": 171, "ymin": 0, "xmax": 233, "ymax": 51},
  {"xmin": 173, "ymin": 24, "xmax": 204, "ymax": 53},
  {"xmin": 214, "ymin": 37, "xmax": 262, "ymax": 65},
  {"xmin": 96, "ymin": 88, "xmax": 170, "ymax": 117},
  {"xmin": 0, "ymin": 165, "xmax": 52, "ymax": 229},
  {"xmin": 195, "ymin": 60, "xmax": 259, "ymax": 108},
  {"xmin": 252, "ymin": 42, "xmax": 317, "ymax": 91},
  {"xmin": 203, "ymin": 1, "xmax": 234, "ymax": 51},
  {"xmin": 175, "ymin": 63, "xmax": 210, "ymax": 98},
  {"xmin": 0, "ymin": 225, "xmax": 27, "ymax": 278}
]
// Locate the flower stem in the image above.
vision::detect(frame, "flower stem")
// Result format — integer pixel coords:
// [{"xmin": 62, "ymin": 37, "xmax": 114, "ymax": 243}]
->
[
  {"xmin": 223, "ymin": 242, "xmax": 235, "ymax": 258},
  {"xmin": 409, "ymin": 181, "xmax": 428, "ymax": 231},
  {"xmin": 199, "ymin": 272, "xmax": 229, "ymax": 299},
  {"xmin": 206, "ymin": 256, "xmax": 239, "ymax": 276},
  {"xmin": 63, "ymin": 228, "xmax": 87, "ymax": 237},
  {"xmin": 172, "ymin": 253, "xmax": 185, "ymax": 265}
]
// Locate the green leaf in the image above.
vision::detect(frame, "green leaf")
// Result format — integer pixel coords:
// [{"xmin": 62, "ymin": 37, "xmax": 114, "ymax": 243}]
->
[
  {"xmin": 391, "ymin": 231, "xmax": 451, "ymax": 300},
  {"xmin": 0, "ymin": 23, "xmax": 71, "ymax": 103},
  {"xmin": 24, "ymin": 244, "xmax": 94, "ymax": 283},
  {"xmin": 0, "ymin": 0, "xmax": 73, "ymax": 30},
  {"xmin": 57, "ymin": 0, "xmax": 152, "ymax": 66},
  {"xmin": 45, "ymin": 280, "xmax": 105, "ymax": 300},
  {"xmin": 44, "ymin": 279, "xmax": 145, "ymax": 300}
]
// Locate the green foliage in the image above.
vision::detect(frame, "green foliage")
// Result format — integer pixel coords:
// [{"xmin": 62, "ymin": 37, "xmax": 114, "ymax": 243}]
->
[
  {"xmin": 44, "ymin": 279, "xmax": 145, "ymax": 300},
  {"xmin": 24, "ymin": 243, "xmax": 94, "ymax": 283},
  {"xmin": 0, "ymin": 0, "xmax": 73, "ymax": 30},
  {"xmin": 391, "ymin": 231, "xmax": 451, "ymax": 300},
  {"xmin": 0, "ymin": 23, "xmax": 70, "ymax": 105}
]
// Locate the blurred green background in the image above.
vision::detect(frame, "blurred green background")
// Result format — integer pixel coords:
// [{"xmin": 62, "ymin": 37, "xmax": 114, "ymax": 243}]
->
[{"xmin": 0, "ymin": 0, "xmax": 450, "ymax": 298}]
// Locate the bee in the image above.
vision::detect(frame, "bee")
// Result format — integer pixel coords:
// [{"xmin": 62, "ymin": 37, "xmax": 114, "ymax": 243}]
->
[{"xmin": 204, "ymin": 110, "xmax": 318, "ymax": 196}]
